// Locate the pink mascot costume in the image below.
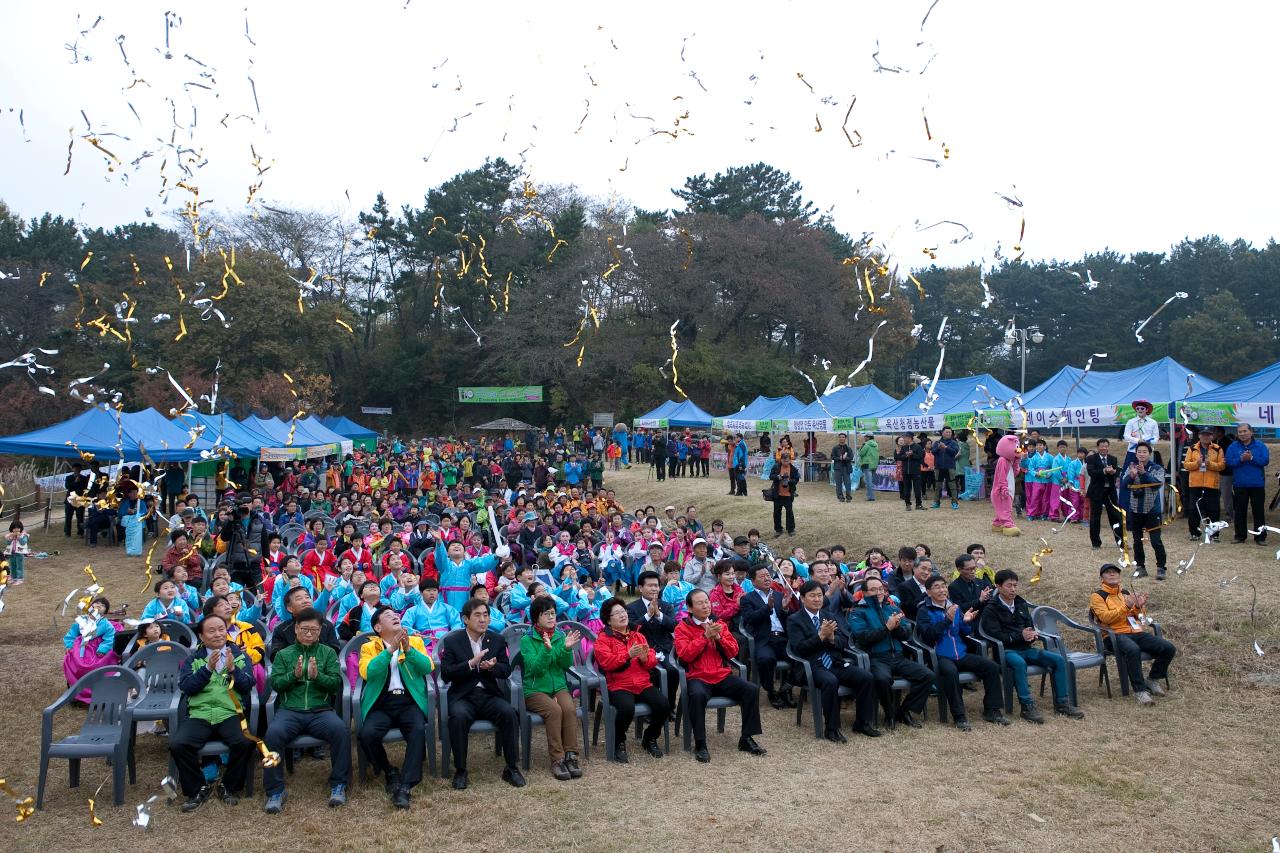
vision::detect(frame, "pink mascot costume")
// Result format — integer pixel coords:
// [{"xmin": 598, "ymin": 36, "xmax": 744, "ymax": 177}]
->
[{"xmin": 991, "ymin": 434, "xmax": 1022, "ymax": 537}]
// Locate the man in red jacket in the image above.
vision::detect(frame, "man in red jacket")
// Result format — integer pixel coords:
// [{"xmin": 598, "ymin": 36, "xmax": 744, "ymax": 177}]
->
[{"xmin": 673, "ymin": 588, "xmax": 767, "ymax": 763}]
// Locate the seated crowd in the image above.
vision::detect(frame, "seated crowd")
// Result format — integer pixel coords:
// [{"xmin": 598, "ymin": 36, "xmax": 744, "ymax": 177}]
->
[{"xmin": 55, "ymin": 434, "xmax": 1177, "ymax": 815}]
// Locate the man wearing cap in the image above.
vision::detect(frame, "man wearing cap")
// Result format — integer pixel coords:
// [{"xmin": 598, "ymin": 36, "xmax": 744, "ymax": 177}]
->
[
  {"xmin": 1089, "ymin": 564, "xmax": 1176, "ymax": 705},
  {"xmin": 1120, "ymin": 400, "xmax": 1160, "ymax": 511},
  {"xmin": 682, "ymin": 538, "xmax": 715, "ymax": 593}
]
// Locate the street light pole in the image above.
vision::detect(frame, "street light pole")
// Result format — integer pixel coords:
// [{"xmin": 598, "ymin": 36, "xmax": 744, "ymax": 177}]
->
[{"xmin": 1005, "ymin": 317, "xmax": 1044, "ymax": 396}]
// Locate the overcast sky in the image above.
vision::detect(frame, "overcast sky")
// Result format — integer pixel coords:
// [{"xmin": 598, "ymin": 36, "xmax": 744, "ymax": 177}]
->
[{"xmin": 3, "ymin": 1, "xmax": 1278, "ymax": 271}]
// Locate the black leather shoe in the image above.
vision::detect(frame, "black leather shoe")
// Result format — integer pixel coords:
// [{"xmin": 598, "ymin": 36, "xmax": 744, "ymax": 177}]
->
[
  {"xmin": 642, "ymin": 739, "xmax": 663, "ymax": 759},
  {"xmin": 852, "ymin": 723, "xmax": 882, "ymax": 738},
  {"xmin": 780, "ymin": 690, "xmax": 797, "ymax": 709},
  {"xmin": 824, "ymin": 729, "xmax": 848, "ymax": 744},
  {"xmin": 738, "ymin": 737, "xmax": 767, "ymax": 756},
  {"xmin": 694, "ymin": 746, "xmax": 711, "ymax": 763},
  {"xmin": 392, "ymin": 787, "xmax": 411, "ymax": 809},
  {"xmin": 954, "ymin": 717, "xmax": 972, "ymax": 732},
  {"xmin": 384, "ymin": 768, "xmax": 401, "ymax": 796},
  {"xmin": 216, "ymin": 784, "xmax": 240, "ymax": 806},
  {"xmin": 982, "ymin": 709, "xmax": 1011, "ymax": 726},
  {"xmin": 181, "ymin": 784, "xmax": 213, "ymax": 813},
  {"xmin": 451, "ymin": 771, "xmax": 468, "ymax": 790},
  {"xmin": 613, "ymin": 746, "xmax": 629, "ymax": 763},
  {"xmin": 768, "ymin": 693, "xmax": 787, "ymax": 710},
  {"xmin": 502, "ymin": 766, "xmax": 527, "ymax": 788},
  {"xmin": 896, "ymin": 710, "xmax": 923, "ymax": 729}
]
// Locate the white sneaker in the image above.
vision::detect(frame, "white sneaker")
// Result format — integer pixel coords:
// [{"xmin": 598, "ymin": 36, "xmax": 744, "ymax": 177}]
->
[
  {"xmin": 1146, "ymin": 681, "xmax": 1166, "ymax": 697},
  {"xmin": 1134, "ymin": 690, "xmax": 1154, "ymax": 706}
]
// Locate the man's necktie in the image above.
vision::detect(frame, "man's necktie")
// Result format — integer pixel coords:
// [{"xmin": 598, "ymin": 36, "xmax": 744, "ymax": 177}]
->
[{"xmin": 813, "ymin": 613, "xmax": 832, "ymax": 669}]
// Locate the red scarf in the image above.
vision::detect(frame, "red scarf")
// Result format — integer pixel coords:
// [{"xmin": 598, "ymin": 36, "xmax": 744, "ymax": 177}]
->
[{"xmin": 537, "ymin": 625, "xmax": 556, "ymax": 647}]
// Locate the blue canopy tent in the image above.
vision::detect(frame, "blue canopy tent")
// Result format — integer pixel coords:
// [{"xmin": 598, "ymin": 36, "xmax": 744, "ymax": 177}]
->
[
  {"xmin": 662, "ymin": 399, "xmax": 715, "ymax": 429},
  {"xmin": 320, "ymin": 414, "xmax": 379, "ymax": 450},
  {"xmin": 780, "ymin": 385, "xmax": 898, "ymax": 433},
  {"xmin": 712, "ymin": 395, "xmax": 804, "ymax": 432},
  {"xmin": 1017, "ymin": 356, "xmax": 1219, "ymax": 429},
  {"xmin": 1181, "ymin": 360, "xmax": 1280, "ymax": 428},
  {"xmin": 632, "ymin": 400, "xmax": 680, "ymax": 428},
  {"xmin": 121, "ymin": 408, "xmax": 218, "ymax": 457},
  {"xmin": 0, "ymin": 406, "xmax": 204, "ymax": 462},
  {"xmin": 856, "ymin": 374, "xmax": 1018, "ymax": 434},
  {"xmin": 240, "ymin": 414, "xmax": 351, "ymax": 461},
  {"xmin": 294, "ymin": 417, "xmax": 354, "ymax": 455},
  {"xmin": 171, "ymin": 411, "xmax": 277, "ymax": 457}
]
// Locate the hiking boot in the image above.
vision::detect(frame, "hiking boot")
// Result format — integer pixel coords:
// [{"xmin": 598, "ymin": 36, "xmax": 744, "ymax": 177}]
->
[
  {"xmin": 328, "ymin": 784, "xmax": 347, "ymax": 807},
  {"xmin": 642, "ymin": 739, "xmax": 663, "ymax": 758},
  {"xmin": 1156, "ymin": 567, "xmax": 1167, "ymax": 581},
  {"xmin": 1135, "ymin": 690, "xmax": 1154, "ymax": 706},
  {"xmin": 216, "ymin": 783, "xmax": 240, "ymax": 806},
  {"xmin": 931, "ymin": 501, "xmax": 941, "ymax": 509},
  {"xmin": 1131, "ymin": 566, "xmax": 1149, "ymax": 579},
  {"xmin": 1054, "ymin": 701, "xmax": 1085, "ymax": 719},
  {"xmin": 768, "ymin": 692, "xmax": 787, "ymax": 710},
  {"xmin": 564, "ymin": 751, "xmax": 583, "ymax": 778},
  {"xmin": 1020, "ymin": 701, "xmax": 1044, "ymax": 724},
  {"xmin": 551, "ymin": 759, "xmax": 572, "ymax": 781},
  {"xmin": 1146, "ymin": 680, "xmax": 1166, "ymax": 697},
  {"xmin": 954, "ymin": 717, "xmax": 972, "ymax": 732},
  {"xmin": 951, "ymin": 501, "xmax": 959, "ymax": 510},
  {"xmin": 263, "ymin": 791, "xmax": 286, "ymax": 814}
]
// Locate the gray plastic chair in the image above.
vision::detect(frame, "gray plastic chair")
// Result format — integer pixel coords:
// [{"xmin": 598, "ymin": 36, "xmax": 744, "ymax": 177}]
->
[
  {"xmin": 1033, "ymin": 605, "xmax": 1110, "ymax": 705},
  {"xmin": 786, "ymin": 640, "xmax": 857, "ymax": 739},
  {"xmin": 38, "ymin": 665, "xmax": 145, "ymax": 808},
  {"xmin": 592, "ymin": 660, "xmax": 670, "ymax": 762},
  {"xmin": 123, "ymin": 642, "xmax": 192, "ymax": 740},
  {"xmin": 1089, "ymin": 613, "xmax": 1170, "ymax": 697},
  {"xmin": 122, "ymin": 619, "xmax": 197, "ymax": 657},
  {"xmin": 909, "ymin": 621, "xmax": 985, "ymax": 723},
  {"xmin": 670, "ymin": 655, "xmax": 748, "ymax": 752},
  {"xmin": 168, "ymin": 687, "xmax": 259, "ymax": 795},
  {"xmin": 435, "ymin": 629, "xmax": 513, "ymax": 778},
  {"xmin": 342, "ymin": 632, "xmax": 437, "ymax": 783},
  {"xmin": 510, "ymin": 635, "xmax": 590, "ymax": 771}
]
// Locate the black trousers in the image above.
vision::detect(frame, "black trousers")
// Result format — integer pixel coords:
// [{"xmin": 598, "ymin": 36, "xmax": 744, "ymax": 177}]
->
[
  {"xmin": 685, "ymin": 674, "xmax": 761, "ymax": 745},
  {"xmin": 447, "ymin": 688, "xmax": 519, "ymax": 773},
  {"xmin": 810, "ymin": 661, "xmax": 876, "ymax": 731},
  {"xmin": 228, "ymin": 561, "xmax": 260, "ymax": 591},
  {"xmin": 64, "ymin": 501, "xmax": 85, "ymax": 536},
  {"xmin": 772, "ymin": 496, "xmax": 795, "ymax": 534},
  {"xmin": 936, "ymin": 653, "xmax": 1002, "ymax": 718},
  {"xmin": 728, "ymin": 465, "xmax": 738, "ymax": 495},
  {"xmin": 1186, "ymin": 486, "xmax": 1221, "ymax": 536},
  {"xmin": 609, "ymin": 685, "xmax": 670, "ymax": 748},
  {"xmin": 170, "ymin": 716, "xmax": 254, "ymax": 797},
  {"xmin": 265, "ymin": 708, "xmax": 351, "ymax": 795},
  {"xmin": 1089, "ymin": 495, "xmax": 1122, "ymax": 548},
  {"xmin": 869, "ymin": 654, "xmax": 933, "ymax": 714},
  {"xmin": 1129, "ymin": 511, "xmax": 1166, "ymax": 569},
  {"xmin": 667, "ymin": 457, "xmax": 678, "ymax": 478},
  {"xmin": 898, "ymin": 476, "xmax": 923, "ymax": 506},
  {"xmin": 1105, "ymin": 631, "xmax": 1176, "ymax": 687},
  {"xmin": 734, "ymin": 467, "xmax": 748, "ymax": 496},
  {"xmin": 753, "ymin": 633, "xmax": 790, "ymax": 693},
  {"xmin": 1233, "ymin": 486, "xmax": 1267, "ymax": 542},
  {"xmin": 700, "ymin": 458, "xmax": 709, "ymax": 476},
  {"xmin": 359, "ymin": 692, "xmax": 426, "ymax": 788},
  {"xmin": 654, "ymin": 456, "xmax": 665, "ymax": 481}
]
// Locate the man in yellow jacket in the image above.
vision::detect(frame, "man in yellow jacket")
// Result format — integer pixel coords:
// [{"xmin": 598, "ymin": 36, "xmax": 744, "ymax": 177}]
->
[
  {"xmin": 358, "ymin": 606, "xmax": 434, "ymax": 809},
  {"xmin": 1088, "ymin": 564, "xmax": 1176, "ymax": 706},
  {"xmin": 1182, "ymin": 429, "xmax": 1226, "ymax": 541}
]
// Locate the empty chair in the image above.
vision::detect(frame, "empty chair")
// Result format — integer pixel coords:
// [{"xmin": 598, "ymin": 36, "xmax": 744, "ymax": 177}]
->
[
  {"xmin": 38, "ymin": 665, "xmax": 144, "ymax": 808},
  {"xmin": 123, "ymin": 641, "xmax": 192, "ymax": 739},
  {"xmin": 1033, "ymin": 605, "xmax": 1110, "ymax": 704}
]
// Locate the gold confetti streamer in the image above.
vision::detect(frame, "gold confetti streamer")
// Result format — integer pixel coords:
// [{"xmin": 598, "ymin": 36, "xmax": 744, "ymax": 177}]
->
[
  {"xmin": 841, "ymin": 98, "xmax": 863, "ymax": 148},
  {"xmin": 602, "ymin": 236, "xmax": 623, "ymax": 279},
  {"xmin": 0, "ymin": 778, "xmax": 35, "ymax": 822},
  {"xmin": 679, "ymin": 228, "xmax": 694, "ymax": 270},
  {"xmin": 37, "ymin": 271, "xmax": 50, "ymax": 287},
  {"xmin": 503, "ymin": 271, "xmax": 511, "ymax": 313},
  {"xmin": 335, "ymin": 317, "xmax": 354, "ymax": 334},
  {"xmin": 547, "ymin": 239, "xmax": 568, "ymax": 263},
  {"xmin": 668, "ymin": 319, "xmax": 685, "ymax": 398},
  {"xmin": 1029, "ymin": 539, "xmax": 1053, "ymax": 584},
  {"xmin": 174, "ymin": 314, "xmax": 187, "ymax": 341},
  {"xmin": 907, "ymin": 272, "xmax": 926, "ymax": 299},
  {"xmin": 80, "ymin": 251, "xmax": 94, "ymax": 271}
]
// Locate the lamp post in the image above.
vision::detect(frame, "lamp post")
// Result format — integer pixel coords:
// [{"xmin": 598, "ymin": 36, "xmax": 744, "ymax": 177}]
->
[{"xmin": 1004, "ymin": 319, "xmax": 1045, "ymax": 395}]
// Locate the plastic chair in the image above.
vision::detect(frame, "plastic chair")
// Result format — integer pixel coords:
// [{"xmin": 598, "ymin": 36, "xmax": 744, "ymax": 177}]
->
[
  {"xmin": 510, "ymin": 635, "xmax": 590, "ymax": 771},
  {"xmin": 909, "ymin": 622, "xmax": 985, "ymax": 723},
  {"xmin": 123, "ymin": 642, "xmax": 192, "ymax": 741},
  {"xmin": 168, "ymin": 688, "xmax": 259, "ymax": 796},
  {"xmin": 199, "ymin": 554, "xmax": 226, "ymax": 595},
  {"xmin": 670, "ymin": 655, "xmax": 748, "ymax": 753},
  {"xmin": 785, "ymin": 640, "xmax": 858, "ymax": 739},
  {"xmin": 435, "ymin": 629, "xmax": 514, "ymax": 778},
  {"xmin": 1089, "ymin": 613, "xmax": 1170, "ymax": 697},
  {"xmin": 977, "ymin": 623, "xmax": 1050, "ymax": 713},
  {"xmin": 342, "ymin": 632, "xmax": 437, "ymax": 783},
  {"xmin": 852, "ymin": 627, "xmax": 929, "ymax": 730},
  {"xmin": 266, "ymin": 686, "xmax": 348, "ymax": 779},
  {"xmin": 1032, "ymin": 605, "xmax": 1110, "ymax": 705},
  {"xmin": 38, "ymin": 666, "xmax": 145, "ymax": 808},
  {"xmin": 740, "ymin": 623, "xmax": 792, "ymax": 695},
  {"xmin": 121, "ymin": 619, "xmax": 198, "ymax": 657}
]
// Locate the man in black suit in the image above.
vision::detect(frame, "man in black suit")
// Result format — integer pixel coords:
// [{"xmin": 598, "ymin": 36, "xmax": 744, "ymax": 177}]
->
[
  {"xmin": 896, "ymin": 558, "xmax": 934, "ymax": 620},
  {"xmin": 439, "ymin": 599, "xmax": 523, "ymax": 791},
  {"xmin": 1086, "ymin": 438, "xmax": 1122, "ymax": 549},
  {"xmin": 787, "ymin": 581, "xmax": 879, "ymax": 741},
  {"xmin": 626, "ymin": 570, "xmax": 679, "ymax": 711},
  {"xmin": 739, "ymin": 565, "xmax": 795, "ymax": 709}
]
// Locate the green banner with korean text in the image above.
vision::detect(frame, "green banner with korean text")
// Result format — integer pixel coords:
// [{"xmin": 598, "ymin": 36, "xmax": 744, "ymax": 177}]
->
[{"xmin": 457, "ymin": 386, "xmax": 544, "ymax": 404}]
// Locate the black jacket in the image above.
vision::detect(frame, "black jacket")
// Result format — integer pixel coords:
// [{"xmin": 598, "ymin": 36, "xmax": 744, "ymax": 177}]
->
[
  {"xmin": 830, "ymin": 443, "xmax": 854, "ymax": 469},
  {"xmin": 948, "ymin": 576, "xmax": 993, "ymax": 613},
  {"xmin": 438, "ymin": 628, "xmax": 513, "ymax": 699},
  {"xmin": 1085, "ymin": 452, "xmax": 1120, "ymax": 500},
  {"xmin": 739, "ymin": 587, "xmax": 789, "ymax": 639},
  {"xmin": 977, "ymin": 594, "xmax": 1037, "ymax": 651},
  {"xmin": 895, "ymin": 443, "xmax": 924, "ymax": 478},
  {"xmin": 788, "ymin": 606, "xmax": 853, "ymax": 666},
  {"xmin": 897, "ymin": 577, "xmax": 929, "ymax": 620},
  {"xmin": 626, "ymin": 597, "xmax": 676, "ymax": 655}
]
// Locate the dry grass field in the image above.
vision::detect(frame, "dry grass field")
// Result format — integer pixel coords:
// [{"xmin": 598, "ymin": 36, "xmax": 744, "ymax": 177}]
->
[{"xmin": 0, "ymin": 464, "xmax": 1276, "ymax": 852}]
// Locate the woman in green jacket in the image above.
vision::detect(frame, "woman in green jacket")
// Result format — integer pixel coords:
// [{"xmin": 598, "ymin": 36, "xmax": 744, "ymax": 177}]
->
[{"xmin": 519, "ymin": 597, "xmax": 584, "ymax": 781}]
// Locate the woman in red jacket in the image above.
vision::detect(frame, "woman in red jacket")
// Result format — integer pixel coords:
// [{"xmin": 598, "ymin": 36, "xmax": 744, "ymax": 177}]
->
[{"xmin": 593, "ymin": 598, "xmax": 669, "ymax": 762}]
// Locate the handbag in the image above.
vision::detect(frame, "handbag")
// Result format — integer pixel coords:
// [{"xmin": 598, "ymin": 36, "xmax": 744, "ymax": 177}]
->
[{"xmin": 761, "ymin": 487, "xmax": 775, "ymax": 502}]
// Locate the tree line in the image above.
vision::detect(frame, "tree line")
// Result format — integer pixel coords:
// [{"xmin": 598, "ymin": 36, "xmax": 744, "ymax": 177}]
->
[{"xmin": 1, "ymin": 160, "xmax": 1277, "ymax": 437}]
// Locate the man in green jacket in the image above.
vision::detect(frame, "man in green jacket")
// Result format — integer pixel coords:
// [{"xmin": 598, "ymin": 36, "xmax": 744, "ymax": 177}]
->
[
  {"xmin": 358, "ymin": 606, "xmax": 434, "ymax": 809},
  {"xmin": 858, "ymin": 436, "xmax": 880, "ymax": 502},
  {"xmin": 263, "ymin": 608, "xmax": 350, "ymax": 814}
]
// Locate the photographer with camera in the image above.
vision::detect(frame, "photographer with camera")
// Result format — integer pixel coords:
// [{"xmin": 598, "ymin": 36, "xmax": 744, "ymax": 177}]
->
[{"xmin": 218, "ymin": 500, "xmax": 266, "ymax": 590}]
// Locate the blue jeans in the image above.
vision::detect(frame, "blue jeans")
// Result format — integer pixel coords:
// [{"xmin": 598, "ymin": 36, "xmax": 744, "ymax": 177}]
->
[
  {"xmin": 1005, "ymin": 647, "xmax": 1069, "ymax": 704},
  {"xmin": 862, "ymin": 465, "xmax": 877, "ymax": 500}
]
